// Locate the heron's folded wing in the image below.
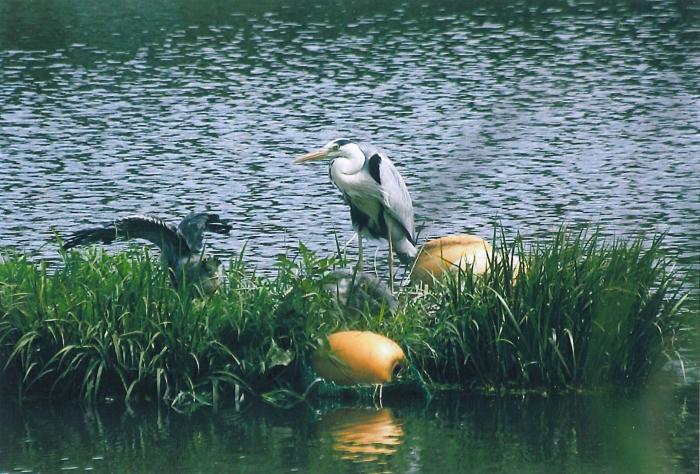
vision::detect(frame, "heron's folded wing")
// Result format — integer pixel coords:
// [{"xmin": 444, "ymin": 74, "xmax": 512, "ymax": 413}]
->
[{"xmin": 379, "ymin": 157, "xmax": 416, "ymax": 244}]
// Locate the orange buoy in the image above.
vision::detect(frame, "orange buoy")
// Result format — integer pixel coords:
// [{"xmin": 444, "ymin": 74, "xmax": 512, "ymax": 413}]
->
[
  {"xmin": 312, "ymin": 331, "xmax": 405, "ymax": 385},
  {"xmin": 411, "ymin": 234, "xmax": 493, "ymax": 285}
]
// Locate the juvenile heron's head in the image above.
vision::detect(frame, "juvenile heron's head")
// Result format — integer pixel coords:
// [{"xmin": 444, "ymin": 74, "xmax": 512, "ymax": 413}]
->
[{"xmin": 204, "ymin": 214, "xmax": 233, "ymax": 235}]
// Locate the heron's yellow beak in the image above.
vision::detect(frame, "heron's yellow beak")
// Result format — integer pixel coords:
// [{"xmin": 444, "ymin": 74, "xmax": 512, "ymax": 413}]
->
[{"xmin": 292, "ymin": 148, "xmax": 330, "ymax": 164}]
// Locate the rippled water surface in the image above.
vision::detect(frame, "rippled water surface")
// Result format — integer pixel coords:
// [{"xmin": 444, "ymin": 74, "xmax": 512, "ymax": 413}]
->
[
  {"xmin": 1, "ymin": 0, "xmax": 699, "ymax": 273},
  {"xmin": 1, "ymin": 0, "xmax": 699, "ymax": 472}
]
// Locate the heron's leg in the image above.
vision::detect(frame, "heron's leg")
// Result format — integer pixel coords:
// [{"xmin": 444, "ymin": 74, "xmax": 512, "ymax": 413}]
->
[
  {"xmin": 342, "ymin": 232, "xmax": 357, "ymax": 255},
  {"xmin": 388, "ymin": 235, "xmax": 395, "ymax": 294},
  {"xmin": 357, "ymin": 233, "xmax": 364, "ymax": 271}
]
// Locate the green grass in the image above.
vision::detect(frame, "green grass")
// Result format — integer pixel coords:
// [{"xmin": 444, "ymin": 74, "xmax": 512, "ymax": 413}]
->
[
  {"xmin": 400, "ymin": 230, "xmax": 689, "ymax": 392},
  {"xmin": 0, "ymin": 228, "xmax": 690, "ymax": 410}
]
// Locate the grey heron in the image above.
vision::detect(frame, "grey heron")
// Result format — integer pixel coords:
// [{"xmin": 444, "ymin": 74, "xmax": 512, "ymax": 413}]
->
[
  {"xmin": 324, "ymin": 269, "xmax": 398, "ymax": 315},
  {"xmin": 62, "ymin": 212, "xmax": 232, "ymax": 294},
  {"xmin": 293, "ymin": 139, "xmax": 417, "ymax": 276}
]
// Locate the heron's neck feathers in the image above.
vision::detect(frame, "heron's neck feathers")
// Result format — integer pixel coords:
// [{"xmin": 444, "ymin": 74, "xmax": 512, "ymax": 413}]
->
[{"xmin": 332, "ymin": 143, "xmax": 366, "ymax": 175}]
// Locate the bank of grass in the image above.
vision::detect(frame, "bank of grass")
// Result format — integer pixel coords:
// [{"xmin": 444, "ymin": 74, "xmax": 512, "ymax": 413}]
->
[{"xmin": 0, "ymin": 228, "xmax": 689, "ymax": 410}]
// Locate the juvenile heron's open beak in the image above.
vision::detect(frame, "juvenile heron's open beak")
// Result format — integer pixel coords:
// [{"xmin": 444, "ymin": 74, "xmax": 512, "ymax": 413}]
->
[{"xmin": 292, "ymin": 147, "xmax": 330, "ymax": 164}]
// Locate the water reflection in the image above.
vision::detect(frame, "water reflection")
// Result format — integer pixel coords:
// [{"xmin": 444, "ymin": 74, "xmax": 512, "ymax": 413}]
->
[
  {"xmin": 318, "ymin": 407, "xmax": 404, "ymax": 464},
  {"xmin": 0, "ymin": 384, "xmax": 697, "ymax": 473}
]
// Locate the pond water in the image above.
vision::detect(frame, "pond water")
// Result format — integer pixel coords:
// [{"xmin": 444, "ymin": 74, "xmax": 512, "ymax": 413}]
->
[
  {"xmin": 1, "ymin": 0, "xmax": 698, "ymax": 472},
  {"xmin": 1, "ymin": 0, "xmax": 699, "ymax": 274},
  {"xmin": 1, "ymin": 384, "xmax": 698, "ymax": 474}
]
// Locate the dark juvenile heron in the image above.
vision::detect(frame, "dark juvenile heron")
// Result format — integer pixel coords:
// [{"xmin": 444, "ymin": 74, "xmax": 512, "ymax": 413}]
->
[
  {"xmin": 324, "ymin": 269, "xmax": 398, "ymax": 315},
  {"xmin": 62, "ymin": 212, "xmax": 232, "ymax": 294},
  {"xmin": 293, "ymin": 139, "xmax": 417, "ymax": 275}
]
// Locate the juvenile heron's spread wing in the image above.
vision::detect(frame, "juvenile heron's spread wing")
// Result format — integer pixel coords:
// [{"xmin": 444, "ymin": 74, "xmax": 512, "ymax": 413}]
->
[
  {"xmin": 177, "ymin": 212, "xmax": 232, "ymax": 254},
  {"xmin": 62, "ymin": 212, "xmax": 231, "ymax": 295},
  {"xmin": 62, "ymin": 215, "xmax": 187, "ymax": 264}
]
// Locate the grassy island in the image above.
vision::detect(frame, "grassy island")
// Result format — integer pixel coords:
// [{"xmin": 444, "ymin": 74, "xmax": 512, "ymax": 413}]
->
[{"xmin": 0, "ymin": 229, "xmax": 689, "ymax": 411}]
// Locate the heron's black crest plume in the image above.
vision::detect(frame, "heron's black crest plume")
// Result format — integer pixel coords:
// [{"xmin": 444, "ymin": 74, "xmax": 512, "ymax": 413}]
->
[{"xmin": 331, "ymin": 138, "xmax": 352, "ymax": 148}]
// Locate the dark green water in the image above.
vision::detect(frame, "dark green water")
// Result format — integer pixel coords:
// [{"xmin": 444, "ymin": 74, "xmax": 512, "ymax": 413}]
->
[
  {"xmin": 1, "ymin": 384, "xmax": 698, "ymax": 473},
  {"xmin": 1, "ymin": 0, "xmax": 698, "ymax": 472}
]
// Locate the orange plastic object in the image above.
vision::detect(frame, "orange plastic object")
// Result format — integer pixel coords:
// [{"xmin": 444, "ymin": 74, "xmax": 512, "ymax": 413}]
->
[
  {"xmin": 312, "ymin": 331, "xmax": 405, "ymax": 385},
  {"xmin": 411, "ymin": 234, "xmax": 492, "ymax": 285}
]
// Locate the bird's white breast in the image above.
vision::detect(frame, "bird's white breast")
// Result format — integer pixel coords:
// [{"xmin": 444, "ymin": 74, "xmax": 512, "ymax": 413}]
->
[{"xmin": 330, "ymin": 162, "xmax": 384, "ymax": 202}]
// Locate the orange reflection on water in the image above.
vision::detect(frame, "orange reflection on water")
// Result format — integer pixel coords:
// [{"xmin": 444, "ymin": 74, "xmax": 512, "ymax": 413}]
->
[{"xmin": 319, "ymin": 407, "xmax": 404, "ymax": 463}]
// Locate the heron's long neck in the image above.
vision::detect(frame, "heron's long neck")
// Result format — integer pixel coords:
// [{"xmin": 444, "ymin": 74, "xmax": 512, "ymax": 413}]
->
[{"xmin": 332, "ymin": 148, "xmax": 365, "ymax": 176}]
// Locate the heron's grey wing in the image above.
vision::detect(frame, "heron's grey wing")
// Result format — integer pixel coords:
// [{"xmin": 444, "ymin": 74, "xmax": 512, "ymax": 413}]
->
[
  {"xmin": 376, "ymin": 154, "xmax": 416, "ymax": 244},
  {"xmin": 177, "ymin": 212, "xmax": 232, "ymax": 254},
  {"xmin": 63, "ymin": 226, "xmax": 119, "ymax": 250},
  {"xmin": 63, "ymin": 215, "xmax": 186, "ymax": 260}
]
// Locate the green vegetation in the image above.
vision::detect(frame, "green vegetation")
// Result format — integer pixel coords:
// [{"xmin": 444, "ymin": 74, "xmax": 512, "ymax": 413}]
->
[{"xmin": 0, "ymin": 229, "xmax": 689, "ymax": 410}]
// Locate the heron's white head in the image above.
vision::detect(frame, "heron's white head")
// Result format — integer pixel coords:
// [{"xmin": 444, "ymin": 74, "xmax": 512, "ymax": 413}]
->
[{"xmin": 292, "ymin": 138, "xmax": 363, "ymax": 164}]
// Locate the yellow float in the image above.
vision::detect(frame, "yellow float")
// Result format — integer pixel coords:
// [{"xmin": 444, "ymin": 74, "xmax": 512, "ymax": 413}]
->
[
  {"xmin": 411, "ymin": 234, "xmax": 522, "ymax": 286},
  {"xmin": 312, "ymin": 331, "xmax": 405, "ymax": 386},
  {"xmin": 411, "ymin": 234, "xmax": 492, "ymax": 285}
]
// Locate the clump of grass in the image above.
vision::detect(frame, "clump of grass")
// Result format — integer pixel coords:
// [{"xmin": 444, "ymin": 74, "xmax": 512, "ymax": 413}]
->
[
  {"xmin": 0, "ymin": 248, "xmax": 247, "ymax": 408},
  {"xmin": 0, "ymin": 228, "xmax": 690, "ymax": 409},
  {"xmin": 402, "ymin": 229, "xmax": 687, "ymax": 391},
  {"xmin": 0, "ymin": 244, "xmax": 362, "ymax": 410}
]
